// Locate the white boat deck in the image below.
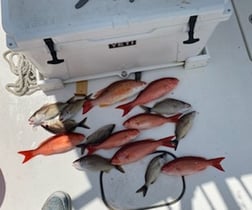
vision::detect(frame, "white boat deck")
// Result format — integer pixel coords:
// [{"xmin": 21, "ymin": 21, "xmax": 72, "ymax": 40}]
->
[{"xmin": 1, "ymin": 1, "xmax": 252, "ymax": 210}]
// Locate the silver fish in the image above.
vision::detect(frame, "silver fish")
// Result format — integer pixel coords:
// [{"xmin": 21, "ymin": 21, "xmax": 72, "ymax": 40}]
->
[
  {"xmin": 136, "ymin": 153, "xmax": 170, "ymax": 197},
  {"xmin": 41, "ymin": 117, "xmax": 90, "ymax": 134},
  {"xmin": 72, "ymin": 154, "xmax": 124, "ymax": 173},
  {"xmin": 141, "ymin": 98, "xmax": 191, "ymax": 116},
  {"xmin": 28, "ymin": 102, "xmax": 68, "ymax": 126},
  {"xmin": 59, "ymin": 95, "xmax": 90, "ymax": 121},
  {"xmin": 172, "ymin": 111, "xmax": 197, "ymax": 150},
  {"xmin": 77, "ymin": 124, "xmax": 115, "ymax": 154}
]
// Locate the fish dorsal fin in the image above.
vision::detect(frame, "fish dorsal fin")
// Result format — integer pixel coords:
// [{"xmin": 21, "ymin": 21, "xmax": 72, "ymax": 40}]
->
[{"xmin": 66, "ymin": 96, "xmax": 76, "ymax": 103}]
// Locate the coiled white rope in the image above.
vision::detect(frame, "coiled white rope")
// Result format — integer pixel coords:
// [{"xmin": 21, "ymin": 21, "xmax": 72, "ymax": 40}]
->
[{"xmin": 3, "ymin": 51, "xmax": 40, "ymax": 96}]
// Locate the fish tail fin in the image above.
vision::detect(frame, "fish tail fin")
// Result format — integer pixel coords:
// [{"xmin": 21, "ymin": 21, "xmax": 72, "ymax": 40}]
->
[
  {"xmin": 18, "ymin": 150, "xmax": 35, "ymax": 163},
  {"xmin": 76, "ymin": 143, "xmax": 87, "ymax": 154},
  {"xmin": 78, "ymin": 117, "xmax": 90, "ymax": 129},
  {"xmin": 140, "ymin": 105, "xmax": 151, "ymax": 113},
  {"xmin": 171, "ymin": 139, "xmax": 179, "ymax": 151},
  {"xmin": 82, "ymin": 100, "xmax": 93, "ymax": 114},
  {"xmin": 168, "ymin": 113, "xmax": 183, "ymax": 123},
  {"xmin": 85, "ymin": 93, "xmax": 93, "ymax": 100},
  {"xmin": 115, "ymin": 165, "xmax": 125, "ymax": 174},
  {"xmin": 160, "ymin": 136, "xmax": 176, "ymax": 149},
  {"xmin": 116, "ymin": 102, "xmax": 134, "ymax": 117},
  {"xmin": 136, "ymin": 185, "xmax": 148, "ymax": 197},
  {"xmin": 210, "ymin": 157, "xmax": 225, "ymax": 172}
]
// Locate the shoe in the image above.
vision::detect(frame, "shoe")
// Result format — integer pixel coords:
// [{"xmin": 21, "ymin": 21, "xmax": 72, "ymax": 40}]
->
[{"xmin": 42, "ymin": 191, "xmax": 72, "ymax": 210}]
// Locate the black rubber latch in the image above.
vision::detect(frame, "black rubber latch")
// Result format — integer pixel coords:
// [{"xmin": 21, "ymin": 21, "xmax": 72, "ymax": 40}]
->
[
  {"xmin": 75, "ymin": 0, "xmax": 89, "ymax": 9},
  {"xmin": 44, "ymin": 38, "xmax": 64, "ymax": 64},
  {"xmin": 183, "ymin": 15, "xmax": 200, "ymax": 44}
]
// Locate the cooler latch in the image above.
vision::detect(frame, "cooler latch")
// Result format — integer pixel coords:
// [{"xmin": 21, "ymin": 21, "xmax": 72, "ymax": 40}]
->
[
  {"xmin": 183, "ymin": 15, "xmax": 200, "ymax": 44},
  {"xmin": 44, "ymin": 38, "xmax": 64, "ymax": 64}
]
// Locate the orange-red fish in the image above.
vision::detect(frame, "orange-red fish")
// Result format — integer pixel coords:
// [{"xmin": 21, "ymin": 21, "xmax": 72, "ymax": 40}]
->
[
  {"xmin": 86, "ymin": 129, "xmax": 140, "ymax": 155},
  {"xmin": 18, "ymin": 133, "xmax": 85, "ymax": 163},
  {"xmin": 82, "ymin": 79, "xmax": 146, "ymax": 114},
  {"xmin": 111, "ymin": 136, "xmax": 175, "ymax": 165},
  {"xmin": 161, "ymin": 156, "xmax": 225, "ymax": 176},
  {"xmin": 116, "ymin": 77, "xmax": 179, "ymax": 116},
  {"xmin": 123, "ymin": 113, "xmax": 182, "ymax": 130}
]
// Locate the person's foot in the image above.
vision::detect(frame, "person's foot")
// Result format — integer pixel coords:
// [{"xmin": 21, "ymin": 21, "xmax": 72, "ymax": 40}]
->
[{"xmin": 42, "ymin": 191, "xmax": 72, "ymax": 210}]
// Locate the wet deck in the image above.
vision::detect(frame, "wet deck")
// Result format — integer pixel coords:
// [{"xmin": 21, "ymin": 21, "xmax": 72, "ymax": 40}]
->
[{"xmin": 1, "ymin": 1, "xmax": 252, "ymax": 210}]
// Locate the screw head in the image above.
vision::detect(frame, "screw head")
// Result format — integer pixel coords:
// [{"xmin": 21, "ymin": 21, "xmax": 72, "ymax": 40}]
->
[{"xmin": 121, "ymin": 71, "xmax": 128, "ymax": 78}]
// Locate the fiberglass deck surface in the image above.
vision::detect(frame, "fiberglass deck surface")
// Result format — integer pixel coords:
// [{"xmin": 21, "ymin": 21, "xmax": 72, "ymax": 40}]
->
[{"xmin": 1, "ymin": 2, "xmax": 252, "ymax": 210}]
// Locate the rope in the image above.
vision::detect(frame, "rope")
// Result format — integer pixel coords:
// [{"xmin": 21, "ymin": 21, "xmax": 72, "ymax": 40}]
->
[{"xmin": 3, "ymin": 50, "xmax": 40, "ymax": 96}]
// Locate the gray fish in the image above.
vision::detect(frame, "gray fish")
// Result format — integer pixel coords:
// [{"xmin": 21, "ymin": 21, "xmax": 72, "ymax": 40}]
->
[
  {"xmin": 141, "ymin": 98, "xmax": 191, "ymax": 116},
  {"xmin": 136, "ymin": 153, "xmax": 170, "ymax": 197},
  {"xmin": 28, "ymin": 102, "xmax": 68, "ymax": 126},
  {"xmin": 172, "ymin": 111, "xmax": 197, "ymax": 150},
  {"xmin": 59, "ymin": 95, "xmax": 91, "ymax": 122},
  {"xmin": 41, "ymin": 117, "xmax": 90, "ymax": 134},
  {"xmin": 77, "ymin": 124, "xmax": 115, "ymax": 154},
  {"xmin": 28, "ymin": 95, "xmax": 77, "ymax": 126},
  {"xmin": 72, "ymin": 154, "xmax": 124, "ymax": 173}
]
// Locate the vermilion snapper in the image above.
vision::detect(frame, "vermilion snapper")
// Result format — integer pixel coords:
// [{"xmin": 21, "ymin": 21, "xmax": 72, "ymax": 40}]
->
[
  {"xmin": 116, "ymin": 77, "xmax": 179, "ymax": 116},
  {"xmin": 82, "ymin": 79, "xmax": 146, "ymax": 114},
  {"xmin": 110, "ymin": 136, "xmax": 175, "ymax": 165},
  {"xmin": 161, "ymin": 156, "xmax": 225, "ymax": 176},
  {"xmin": 18, "ymin": 133, "xmax": 85, "ymax": 163},
  {"xmin": 123, "ymin": 113, "xmax": 182, "ymax": 130},
  {"xmin": 86, "ymin": 129, "xmax": 140, "ymax": 155}
]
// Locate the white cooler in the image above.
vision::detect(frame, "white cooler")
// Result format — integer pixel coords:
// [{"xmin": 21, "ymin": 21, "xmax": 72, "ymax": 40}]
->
[{"xmin": 1, "ymin": 0, "xmax": 232, "ymax": 85}]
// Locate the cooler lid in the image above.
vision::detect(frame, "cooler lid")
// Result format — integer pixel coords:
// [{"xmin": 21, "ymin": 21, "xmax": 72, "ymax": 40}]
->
[{"xmin": 1, "ymin": 0, "xmax": 230, "ymax": 42}]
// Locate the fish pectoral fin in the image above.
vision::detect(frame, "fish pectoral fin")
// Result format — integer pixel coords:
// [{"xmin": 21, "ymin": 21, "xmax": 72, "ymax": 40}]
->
[
  {"xmin": 150, "ymin": 180, "xmax": 156, "ymax": 185},
  {"xmin": 115, "ymin": 165, "xmax": 125, "ymax": 173}
]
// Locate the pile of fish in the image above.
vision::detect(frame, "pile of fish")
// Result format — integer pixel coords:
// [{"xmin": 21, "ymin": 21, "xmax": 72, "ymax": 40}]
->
[{"xmin": 18, "ymin": 77, "xmax": 225, "ymax": 200}]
